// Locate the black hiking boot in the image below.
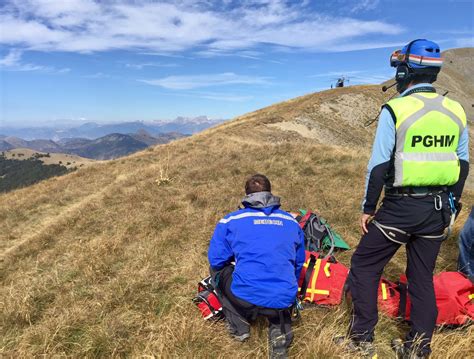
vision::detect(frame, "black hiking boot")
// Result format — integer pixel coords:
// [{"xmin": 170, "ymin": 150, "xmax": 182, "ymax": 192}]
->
[
  {"xmin": 391, "ymin": 339, "xmax": 428, "ymax": 359},
  {"xmin": 268, "ymin": 327, "xmax": 288, "ymax": 359},
  {"xmin": 334, "ymin": 336, "xmax": 378, "ymax": 359}
]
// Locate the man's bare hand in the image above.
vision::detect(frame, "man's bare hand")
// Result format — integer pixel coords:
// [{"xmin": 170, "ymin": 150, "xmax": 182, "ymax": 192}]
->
[{"xmin": 360, "ymin": 214, "xmax": 373, "ymax": 234}]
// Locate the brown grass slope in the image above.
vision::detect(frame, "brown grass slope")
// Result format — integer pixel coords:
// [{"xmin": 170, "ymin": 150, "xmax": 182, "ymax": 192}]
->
[{"xmin": 1, "ymin": 48, "xmax": 473, "ymax": 358}]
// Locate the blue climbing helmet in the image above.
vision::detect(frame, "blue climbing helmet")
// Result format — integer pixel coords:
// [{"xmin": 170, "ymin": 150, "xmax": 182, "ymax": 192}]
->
[{"xmin": 390, "ymin": 39, "xmax": 443, "ymax": 72}]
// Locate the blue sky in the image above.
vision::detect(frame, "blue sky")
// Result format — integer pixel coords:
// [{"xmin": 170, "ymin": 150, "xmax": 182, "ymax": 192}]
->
[{"xmin": 0, "ymin": 0, "xmax": 472, "ymax": 127}]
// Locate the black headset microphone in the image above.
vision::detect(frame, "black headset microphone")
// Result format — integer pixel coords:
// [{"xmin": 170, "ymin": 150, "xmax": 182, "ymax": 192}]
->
[{"xmin": 382, "ymin": 81, "xmax": 397, "ymax": 92}]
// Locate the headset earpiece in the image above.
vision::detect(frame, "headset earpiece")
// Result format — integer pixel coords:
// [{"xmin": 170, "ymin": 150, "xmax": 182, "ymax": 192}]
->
[{"xmin": 396, "ymin": 65, "xmax": 412, "ymax": 82}]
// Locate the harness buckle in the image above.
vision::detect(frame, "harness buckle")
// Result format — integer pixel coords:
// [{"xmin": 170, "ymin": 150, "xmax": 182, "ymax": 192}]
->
[{"xmin": 434, "ymin": 195, "xmax": 442, "ymax": 211}]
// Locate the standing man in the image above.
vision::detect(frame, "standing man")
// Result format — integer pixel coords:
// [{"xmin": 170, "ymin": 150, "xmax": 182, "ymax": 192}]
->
[
  {"xmin": 458, "ymin": 206, "xmax": 474, "ymax": 282},
  {"xmin": 208, "ymin": 174, "xmax": 305, "ymax": 359},
  {"xmin": 346, "ymin": 39, "xmax": 470, "ymax": 358}
]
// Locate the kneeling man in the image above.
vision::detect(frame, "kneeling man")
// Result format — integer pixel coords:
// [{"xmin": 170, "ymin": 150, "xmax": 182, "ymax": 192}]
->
[{"xmin": 208, "ymin": 174, "xmax": 305, "ymax": 358}]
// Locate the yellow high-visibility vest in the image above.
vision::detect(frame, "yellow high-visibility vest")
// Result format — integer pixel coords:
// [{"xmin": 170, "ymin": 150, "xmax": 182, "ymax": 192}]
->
[{"xmin": 385, "ymin": 92, "xmax": 466, "ymax": 187}]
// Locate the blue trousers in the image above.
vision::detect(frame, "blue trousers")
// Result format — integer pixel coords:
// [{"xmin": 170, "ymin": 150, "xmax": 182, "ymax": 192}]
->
[{"xmin": 458, "ymin": 206, "xmax": 474, "ymax": 279}]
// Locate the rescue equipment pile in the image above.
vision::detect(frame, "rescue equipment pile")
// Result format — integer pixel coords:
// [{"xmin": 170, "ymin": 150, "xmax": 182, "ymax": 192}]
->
[
  {"xmin": 296, "ymin": 210, "xmax": 350, "ymax": 306},
  {"xmin": 193, "ymin": 210, "xmax": 474, "ymax": 327}
]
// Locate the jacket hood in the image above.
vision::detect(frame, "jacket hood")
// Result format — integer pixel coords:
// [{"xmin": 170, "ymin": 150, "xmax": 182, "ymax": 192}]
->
[{"xmin": 241, "ymin": 191, "xmax": 281, "ymax": 215}]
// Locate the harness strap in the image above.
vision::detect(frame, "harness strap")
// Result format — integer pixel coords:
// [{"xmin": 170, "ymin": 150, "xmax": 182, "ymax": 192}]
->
[
  {"xmin": 278, "ymin": 310, "xmax": 286, "ymax": 335},
  {"xmin": 373, "ymin": 220, "xmax": 446, "ymax": 242},
  {"xmin": 372, "ymin": 220, "xmax": 410, "ymax": 245},
  {"xmin": 299, "ymin": 254, "xmax": 316, "ymax": 298},
  {"xmin": 418, "ymin": 233, "xmax": 446, "ymax": 240},
  {"xmin": 250, "ymin": 306, "xmax": 292, "ymax": 336},
  {"xmin": 398, "ymin": 282, "xmax": 408, "ymax": 319}
]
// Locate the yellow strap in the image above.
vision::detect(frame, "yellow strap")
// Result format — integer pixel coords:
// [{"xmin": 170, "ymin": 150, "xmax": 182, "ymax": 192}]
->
[
  {"xmin": 324, "ymin": 263, "xmax": 331, "ymax": 277},
  {"xmin": 381, "ymin": 283, "xmax": 388, "ymax": 301},
  {"xmin": 469, "ymin": 293, "xmax": 474, "ymax": 300},
  {"xmin": 309, "ymin": 259, "xmax": 322, "ymax": 302},
  {"xmin": 305, "ymin": 288, "xmax": 330, "ymax": 295}
]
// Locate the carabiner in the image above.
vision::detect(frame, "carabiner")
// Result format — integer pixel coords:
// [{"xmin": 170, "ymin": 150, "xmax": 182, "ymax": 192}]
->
[
  {"xmin": 434, "ymin": 195, "xmax": 442, "ymax": 211},
  {"xmin": 448, "ymin": 192, "xmax": 457, "ymax": 215}
]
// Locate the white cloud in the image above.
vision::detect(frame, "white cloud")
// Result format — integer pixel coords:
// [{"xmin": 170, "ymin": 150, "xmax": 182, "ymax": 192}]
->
[
  {"xmin": 125, "ymin": 62, "xmax": 178, "ymax": 70},
  {"xmin": 84, "ymin": 72, "xmax": 110, "ymax": 79},
  {"xmin": 0, "ymin": 0, "xmax": 404, "ymax": 54},
  {"xmin": 0, "ymin": 48, "xmax": 70, "ymax": 72},
  {"xmin": 140, "ymin": 72, "xmax": 270, "ymax": 90},
  {"xmin": 350, "ymin": 0, "xmax": 380, "ymax": 14},
  {"xmin": 0, "ymin": 48, "xmax": 22, "ymax": 66}
]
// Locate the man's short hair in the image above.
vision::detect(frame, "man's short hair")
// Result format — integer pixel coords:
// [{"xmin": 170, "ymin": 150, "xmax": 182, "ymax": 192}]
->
[
  {"xmin": 245, "ymin": 174, "xmax": 271, "ymax": 195},
  {"xmin": 412, "ymin": 73, "xmax": 437, "ymax": 85}
]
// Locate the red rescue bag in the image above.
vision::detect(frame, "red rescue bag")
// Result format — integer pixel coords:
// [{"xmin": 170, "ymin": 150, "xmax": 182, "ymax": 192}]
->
[
  {"xmin": 399, "ymin": 272, "xmax": 474, "ymax": 326},
  {"xmin": 192, "ymin": 276, "xmax": 224, "ymax": 321},
  {"xmin": 377, "ymin": 278, "xmax": 400, "ymax": 318},
  {"xmin": 378, "ymin": 272, "xmax": 474, "ymax": 326},
  {"xmin": 298, "ymin": 251, "xmax": 349, "ymax": 305}
]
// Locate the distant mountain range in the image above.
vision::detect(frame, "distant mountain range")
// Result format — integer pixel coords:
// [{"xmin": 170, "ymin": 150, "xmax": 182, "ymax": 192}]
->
[
  {"xmin": 0, "ymin": 131, "xmax": 186, "ymax": 160},
  {"xmin": 0, "ymin": 116, "xmax": 225, "ymax": 140}
]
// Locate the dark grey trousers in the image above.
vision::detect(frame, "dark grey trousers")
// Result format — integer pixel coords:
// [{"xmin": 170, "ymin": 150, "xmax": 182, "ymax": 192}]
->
[{"xmin": 212, "ymin": 265, "xmax": 293, "ymax": 347}]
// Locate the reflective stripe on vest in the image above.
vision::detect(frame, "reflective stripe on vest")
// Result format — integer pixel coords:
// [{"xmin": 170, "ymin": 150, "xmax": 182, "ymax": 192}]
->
[{"xmin": 386, "ymin": 93, "xmax": 466, "ymax": 187}]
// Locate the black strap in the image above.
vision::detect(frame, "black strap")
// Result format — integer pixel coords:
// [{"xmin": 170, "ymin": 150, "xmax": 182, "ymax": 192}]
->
[
  {"xmin": 398, "ymin": 282, "xmax": 408, "ymax": 319},
  {"xmin": 250, "ymin": 306, "xmax": 291, "ymax": 335},
  {"xmin": 299, "ymin": 254, "xmax": 317, "ymax": 298},
  {"xmin": 386, "ymin": 186, "xmax": 447, "ymax": 195},
  {"xmin": 279, "ymin": 310, "xmax": 286, "ymax": 335}
]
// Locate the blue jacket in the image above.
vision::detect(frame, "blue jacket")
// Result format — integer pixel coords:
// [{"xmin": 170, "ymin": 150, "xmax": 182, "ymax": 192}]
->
[{"xmin": 208, "ymin": 191, "xmax": 306, "ymax": 309}]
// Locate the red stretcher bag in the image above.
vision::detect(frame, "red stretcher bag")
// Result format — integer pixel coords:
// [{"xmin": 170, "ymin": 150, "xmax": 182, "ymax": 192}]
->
[
  {"xmin": 378, "ymin": 278, "xmax": 400, "ymax": 318},
  {"xmin": 192, "ymin": 276, "xmax": 224, "ymax": 321},
  {"xmin": 298, "ymin": 251, "xmax": 349, "ymax": 305},
  {"xmin": 378, "ymin": 272, "xmax": 474, "ymax": 326}
]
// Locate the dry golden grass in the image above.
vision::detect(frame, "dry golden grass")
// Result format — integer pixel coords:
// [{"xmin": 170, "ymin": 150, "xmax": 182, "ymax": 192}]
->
[
  {"xmin": 1, "ymin": 126, "xmax": 472, "ymax": 358},
  {"xmin": 1, "ymin": 48, "xmax": 473, "ymax": 358}
]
